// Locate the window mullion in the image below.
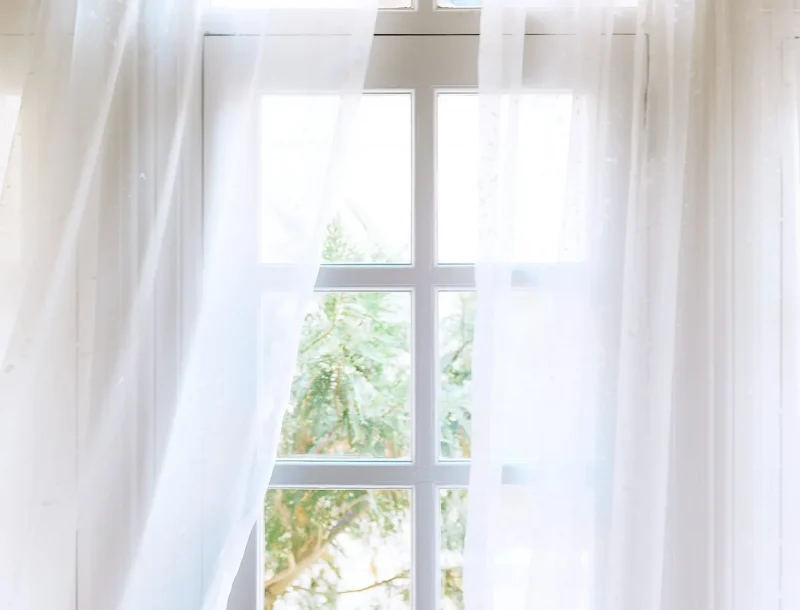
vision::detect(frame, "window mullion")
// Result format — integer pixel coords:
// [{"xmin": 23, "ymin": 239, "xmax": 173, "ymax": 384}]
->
[{"xmin": 413, "ymin": 84, "xmax": 438, "ymax": 610}]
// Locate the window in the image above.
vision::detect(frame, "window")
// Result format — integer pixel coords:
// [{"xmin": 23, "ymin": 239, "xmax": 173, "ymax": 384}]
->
[{"xmin": 204, "ymin": 5, "xmax": 635, "ymax": 609}]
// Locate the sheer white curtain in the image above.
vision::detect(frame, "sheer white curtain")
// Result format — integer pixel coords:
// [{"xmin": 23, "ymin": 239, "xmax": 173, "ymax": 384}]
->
[
  {"xmin": 0, "ymin": 2, "xmax": 377, "ymax": 609},
  {"xmin": 466, "ymin": 1, "xmax": 800, "ymax": 609}
]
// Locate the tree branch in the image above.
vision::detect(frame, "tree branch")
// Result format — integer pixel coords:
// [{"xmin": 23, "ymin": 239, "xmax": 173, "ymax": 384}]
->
[
  {"xmin": 288, "ymin": 571, "xmax": 409, "ymax": 597},
  {"xmin": 300, "ymin": 295, "xmax": 338, "ymax": 355},
  {"xmin": 319, "ymin": 494, "xmax": 370, "ymax": 548},
  {"xmin": 308, "ymin": 422, "xmax": 342, "ymax": 455},
  {"xmin": 300, "ymin": 324, "xmax": 336, "ymax": 354},
  {"xmin": 332, "ymin": 364, "xmax": 342, "ymax": 415},
  {"xmin": 265, "ymin": 496, "xmax": 370, "ymax": 598},
  {"xmin": 336, "ymin": 571, "xmax": 409, "ymax": 595},
  {"xmin": 272, "ymin": 491, "xmax": 293, "ymax": 536},
  {"xmin": 447, "ymin": 338, "xmax": 472, "ymax": 369}
]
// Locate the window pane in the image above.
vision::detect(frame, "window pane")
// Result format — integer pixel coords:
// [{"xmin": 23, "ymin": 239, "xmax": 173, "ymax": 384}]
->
[
  {"xmin": 261, "ymin": 94, "xmax": 412, "ymax": 265},
  {"xmin": 280, "ymin": 291, "xmax": 412, "ymax": 459},
  {"xmin": 438, "ymin": 291, "xmax": 475, "ymax": 459},
  {"xmin": 436, "ymin": 93, "xmax": 577, "ymax": 264},
  {"xmin": 441, "ymin": 485, "xmax": 594, "ymax": 610},
  {"xmin": 265, "ymin": 489, "xmax": 412, "ymax": 610},
  {"xmin": 482, "ymin": 484, "xmax": 594, "ymax": 609},
  {"xmin": 440, "ymin": 489, "xmax": 468, "ymax": 610},
  {"xmin": 327, "ymin": 94, "xmax": 412, "ymax": 264}
]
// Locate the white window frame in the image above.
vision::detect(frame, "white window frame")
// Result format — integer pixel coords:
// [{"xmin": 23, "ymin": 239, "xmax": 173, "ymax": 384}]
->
[
  {"xmin": 204, "ymin": 5, "xmax": 637, "ymax": 609},
  {"xmin": 203, "ymin": 1, "xmax": 638, "ymax": 36}
]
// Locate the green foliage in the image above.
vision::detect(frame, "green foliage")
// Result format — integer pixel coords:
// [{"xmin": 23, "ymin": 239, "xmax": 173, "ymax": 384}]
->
[
  {"xmin": 321, "ymin": 214, "xmax": 363, "ymax": 264},
  {"xmin": 264, "ymin": 221, "xmax": 472, "ymax": 609},
  {"xmin": 440, "ymin": 490, "xmax": 469, "ymax": 609},
  {"xmin": 439, "ymin": 292, "xmax": 475, "ymax": 459},
  {"xmin": 279, "ymin": 290, "xmax": 411, "ymax": 459}
]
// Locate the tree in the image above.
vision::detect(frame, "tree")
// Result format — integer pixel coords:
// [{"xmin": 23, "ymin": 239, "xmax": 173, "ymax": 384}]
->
[{"xmin": 264, "ymin": 217, "xmax": 473, "ymax": 609}]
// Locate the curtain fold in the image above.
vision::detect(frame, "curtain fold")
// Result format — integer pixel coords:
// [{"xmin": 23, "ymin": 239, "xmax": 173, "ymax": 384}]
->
[
  {"xmin": 0, "ymin": 2, "xmax": 377, "ymax": 609},
  {"xmin": 466, "ymin": 1, "xmax": 800, "ymax": 610}
]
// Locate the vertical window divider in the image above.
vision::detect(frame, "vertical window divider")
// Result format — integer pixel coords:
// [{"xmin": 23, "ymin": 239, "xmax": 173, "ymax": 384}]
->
[{"xmin": 413, "ymin": 84, "xmax": 439, "ymax": 610}]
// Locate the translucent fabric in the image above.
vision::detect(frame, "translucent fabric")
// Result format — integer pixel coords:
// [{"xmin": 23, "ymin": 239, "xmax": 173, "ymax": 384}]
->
[
  {"xmin": 0, "ymin": 1, "xmax": 377, "ymax": 609},
  {"xmin": 466, "ymin": 1, "xmax": 800, "ymax": 610}
]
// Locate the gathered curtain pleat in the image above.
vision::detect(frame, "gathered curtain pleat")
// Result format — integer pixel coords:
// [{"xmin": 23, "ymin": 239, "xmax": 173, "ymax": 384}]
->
[
  {"xmin": 465, "ymin": 2, "xmax": 800, "ymax": 610},
  {"xmin": 0, "ymin": 1, "xmax": 378, "ymax": 609}
]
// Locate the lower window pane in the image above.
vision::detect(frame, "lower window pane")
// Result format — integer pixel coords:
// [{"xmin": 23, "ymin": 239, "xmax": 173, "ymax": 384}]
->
[
  {"xmin": 265, "ymin": 489, "xmax": 412, "ymax": 610},
  {"xmin": 440, "ymin": 489, "xmax": 468, "ymax": 610}
]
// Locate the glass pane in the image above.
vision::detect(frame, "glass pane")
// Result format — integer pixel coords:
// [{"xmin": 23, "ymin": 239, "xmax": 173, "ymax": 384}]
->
[
  {"xmin": 484, "ymin": 484, "xmax": 594, "ymax": 609},
  {"xmin": 261, "ymin": 94, "xmax": 412, "ymax": 265},
  {"xmin": 436, "ymin": 93, "xmax": 577, "ymax": 264},
  {"xmin": 441, "ymin": 486, "xmax": 594, "ymax": 610},
  {"xmin": 280, "ymin": 291, "xmax": 412, "ymax": 458},
  {"xmin": 265, "ymin": 489, "xmax": 412, "ymax": 610},
  {"xmin": 326, "ymin": 94, "xmax": 412, "ymax": 264},
  {"xmin": 438, "ymin": 291, "xmax": 475, "ymax": 459},
  {"xmin": 440, "ymin": 489, "xmax": 468, "ymax": 610}
]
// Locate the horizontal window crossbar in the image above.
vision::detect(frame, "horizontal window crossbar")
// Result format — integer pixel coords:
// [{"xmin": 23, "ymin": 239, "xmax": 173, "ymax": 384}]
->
[
  {"xmin": 269, "ymin": 461, "xmax": 589, "ymax": 487},
  {"xmin": 256, "ymin": 262, "xmax": 591, "ymax": 289},
  {"xmin": 270, "ymin": 460, "xmax": 470, "ymax": 486}
]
